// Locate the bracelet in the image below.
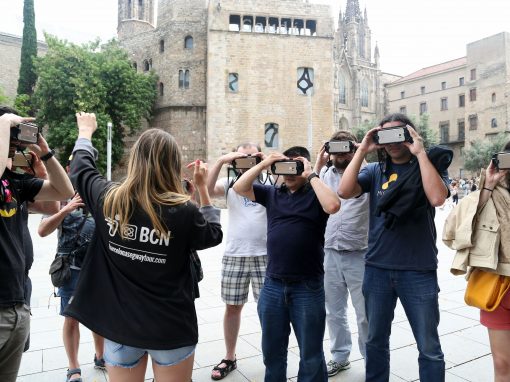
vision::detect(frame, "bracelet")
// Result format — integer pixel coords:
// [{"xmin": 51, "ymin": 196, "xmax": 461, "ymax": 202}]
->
[
  {"xmin": 40, "ymin": 149, "xmax": 55, "ymax": 162},
  {"xmin": 307, "ymin": 172, "xmax": 319, "ymax": 182},
  {"xmin": 483, "ymin": 187, "xmax": 494, "ymax": 192}
]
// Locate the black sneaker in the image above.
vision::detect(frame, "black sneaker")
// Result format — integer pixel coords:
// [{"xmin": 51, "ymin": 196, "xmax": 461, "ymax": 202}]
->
[
  {"xmin": 327, "ymin": 360, "xmax": 351, "ymax": 377},
  {"xmin": 94, "ymin": 354, "xmax": 106, "ymax": 370}
]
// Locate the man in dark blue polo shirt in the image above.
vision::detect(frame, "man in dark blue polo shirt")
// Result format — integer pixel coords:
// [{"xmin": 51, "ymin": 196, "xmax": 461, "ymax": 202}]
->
[{"xmin": 234, "ymin": 146, "xmax": 340, "ymax": 382}]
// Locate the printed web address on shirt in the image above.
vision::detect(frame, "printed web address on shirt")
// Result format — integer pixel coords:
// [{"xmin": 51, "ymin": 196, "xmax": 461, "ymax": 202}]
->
[{"xmin": 109, "ymin": 243, "xmax": 166, "ymax": 264}]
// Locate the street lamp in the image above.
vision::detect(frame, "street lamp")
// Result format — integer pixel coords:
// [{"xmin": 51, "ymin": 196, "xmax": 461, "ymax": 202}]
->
[{"xmin": 107, "ymin": 122, "xmax": 112, "ymax": 181}]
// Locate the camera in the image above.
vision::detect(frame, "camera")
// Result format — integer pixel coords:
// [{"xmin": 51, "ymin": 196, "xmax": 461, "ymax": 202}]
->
[
  {"xmin": 10, "ymin": 122, "xmax": 40, "ymax": 144},
  {"xmin": 271, "ymin": 160, "xmax": 304, "ymax": 176},
  {"xmin": 373, "ymin": 125, "xmax": 413, "ymax": 145},
  {"xmin": 12, "ymin": 152, "xmax": 33, "ymax": 167},
  {"xmin": 324, "ymin": 141, "xmax": 355, "ymax": 154},
  {"xmin": 232, "ymin": 155, "xmax": 261, "ymax": 170},
  {"xmin": 492, "ymin": 152, "xmax": 510, "ymax": 170}
]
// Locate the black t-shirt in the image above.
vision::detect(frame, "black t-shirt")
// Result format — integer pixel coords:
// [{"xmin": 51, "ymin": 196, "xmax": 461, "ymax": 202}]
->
[
  {"xmin": 0, "ymin": 170, "xmax": 42, "ymax": 307},
  {"xmin": 253, "ymin": 183, "xmax": 329, "ymax": 281},
  {"xmin": 66, "ymin": 145, "xmax": 223, "ymax": 350}
]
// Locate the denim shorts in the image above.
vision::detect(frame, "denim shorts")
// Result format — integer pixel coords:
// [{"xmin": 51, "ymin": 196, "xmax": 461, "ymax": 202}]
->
[
  {"xmin": 104, "ymin": 338, "xmax": 196, "ymax": 368},
  {"xmin": 57, "ymin": 269, "xmax": 80, "ymax": 316}
]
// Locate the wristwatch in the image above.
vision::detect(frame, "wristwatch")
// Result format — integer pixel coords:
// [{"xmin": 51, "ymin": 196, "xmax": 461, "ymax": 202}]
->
[
  {"xmin": 40, "ymin": 149, "xmax": 55, "ymax": 162},
  {"xmin": 307, "ymin": 172, "xmax": 319, "ymax": 182}
]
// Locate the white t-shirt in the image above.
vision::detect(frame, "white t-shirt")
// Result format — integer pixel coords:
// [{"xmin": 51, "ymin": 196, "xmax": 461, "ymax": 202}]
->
[{"xmin": 221, "ymin": 177, "xmax": 267, "ymax": 257}]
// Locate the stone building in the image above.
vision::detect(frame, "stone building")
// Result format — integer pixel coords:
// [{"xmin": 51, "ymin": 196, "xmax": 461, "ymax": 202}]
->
[
  {"xmin": 117, "ymin": 0, "xmax": 387, "ymax": 164},
  {"xmin": 0, "ymin": 32, "xmax": 47, "ymax": 101},
  {"xmin": 386, "ymin": 32, "xmax": 510, "ymax": 178}
]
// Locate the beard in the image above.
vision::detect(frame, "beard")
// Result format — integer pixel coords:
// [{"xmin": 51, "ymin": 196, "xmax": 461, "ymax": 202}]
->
[{"xmin": 333, "ymin": 159, "xmax": 350, "ymax": 170}]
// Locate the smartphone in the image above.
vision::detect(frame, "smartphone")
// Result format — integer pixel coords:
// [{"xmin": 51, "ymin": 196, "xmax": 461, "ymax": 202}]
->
[
  {"xmin": 11, "ymin": 123, "xmax": 40, "ymax": 144},
  {"xmin": 373, "ymin": 126, "xmax": 412, "ymax": 145},
  {"xmin": 232, "ymin": 155, "xmax": 261, "ymax": 170},
  {"xmin": 271, "ymin": 160, "xmax": 304, "ymax": 176},
  {"xmin": 492, "ymin": 152, "xmax": 510, "ymax": 170},
  {"xmin": 12, "ymin": 152, "xmax": 33, "ymax": 167},
  {"xmin": 324, "ymin": 141, "xmax": 354, "ymax": 154}
]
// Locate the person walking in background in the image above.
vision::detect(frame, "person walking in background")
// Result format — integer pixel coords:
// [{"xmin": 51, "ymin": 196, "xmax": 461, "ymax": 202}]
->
[
  {"xmin": 314, "ymin": 131, "xmax": 369, "ymax": 377},
  {"xmin": 39, "ymin": 157, "xmax": 105, "ymax": 382},
  {"xmin": 66, "ymin": 112, "xmax": 222, "ymax": 382},
  {"xmin": 444, "ymin": 141, "xmax": 510, "ymax": 382},
  {"xmin": 207, "ymin": 143, "xmax": 268, "ymax": 380},
  {"xmin": 339, "ymin": 113, "xmax": 451, "ymax": 382}
]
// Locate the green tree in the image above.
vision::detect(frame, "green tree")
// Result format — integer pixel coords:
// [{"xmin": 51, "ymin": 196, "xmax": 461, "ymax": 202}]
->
[
  {"xmin": 17, "ymin": 0, "xmax": 38, "ymax": 99},
  {"xmin": 0, "ymin": 86, "xmax": 9, "ymax": 105},
  {"xmin": 33, "ymin": 35, "xmax": 157, "ymax": 173},
  {"xmin": 463, "ymin": 133, "xmax": 509, "ymax": 173},
  {"xmin": 408, "ymin": 113, "xmax": 438, "ymax": 150}
]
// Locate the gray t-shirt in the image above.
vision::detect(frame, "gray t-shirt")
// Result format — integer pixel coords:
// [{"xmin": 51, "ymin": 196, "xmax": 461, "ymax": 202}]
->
[
  {"xmin": 222, "ymin": 177, "xmax": 267, "ymax": 257},
  {"xmin": 320, "ymin": 166, "xmax": 369, "ymax": 251}
]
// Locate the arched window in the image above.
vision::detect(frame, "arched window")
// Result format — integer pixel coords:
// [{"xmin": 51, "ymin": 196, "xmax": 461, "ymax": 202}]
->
[
  {"xmin": 159, "ymin": 83, "xmax": 164, "ymax": 96},
  {"xmin": 143, "ymin": 59, "xmax": 149, "ymax": 72},
  {"xmin": 138, "ymin": 0, "xmax": 144, "ymax": 20},
  {"xmin": 264, "ymin": 123, "xmax": 279, "ymax": 148},
  {"xmin": 492, "ymin": 93, "xmax": 496, "ymax": 103},
  {"xmin": 184, "ymin": 70, "xmax": 190, "ymax": 88},
  {"xmin": 339, "ymin": 75, "xmax": 346, "ymax": 104},
  {"xmin": 159, "ymin": 39, "xmax": 165, "ymax": 53},
  {"xmin": 127, "ymin": 0, "xmax": 132, "ymax": 18},
  {"xmin": 132, "ymin": 62, "xmax": 137, "ymax": 71},
  {"xmin": 184, "ymin": 36, "xmax": 193, "ymax": 49},
  {"xmin": 491, "ymin": 118, "xmax": 498, "ymax": 128},
  {"xmin": 361, "ymin": 80, "xmax": 369, "ymax": 107}
]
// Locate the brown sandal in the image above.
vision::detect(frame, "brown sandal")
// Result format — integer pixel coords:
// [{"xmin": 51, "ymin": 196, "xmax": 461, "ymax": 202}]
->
[{"xmin": 211, "ymin": 358, "xmax": 237, "ymax": 380}]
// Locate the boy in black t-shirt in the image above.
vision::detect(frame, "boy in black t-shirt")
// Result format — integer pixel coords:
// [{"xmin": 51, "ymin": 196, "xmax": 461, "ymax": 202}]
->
[{"xmin": 234, "ymin": 146, "xmax": 340, "ymax": 381}]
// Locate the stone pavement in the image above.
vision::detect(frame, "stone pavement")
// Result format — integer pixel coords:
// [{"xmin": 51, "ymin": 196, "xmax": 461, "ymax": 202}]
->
[{"xmin": 17, "ymin": 207, "xmax": 494, "ymax": 382}]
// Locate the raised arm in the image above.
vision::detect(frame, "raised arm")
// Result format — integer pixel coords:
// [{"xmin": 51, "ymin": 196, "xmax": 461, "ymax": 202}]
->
[
  {"xmin": 478, "ymin": 160, "xmax": 508, "ymax": 209},
  {"xmin": 233, "ymin": 153, "xmax": 286, "ymax": 200},
  {"xmin": 404, "ymin": 127, "xmax": 448, "ymax": 207},
  {"xmin": 27, "ymin": 151, "xmax": 59, "ymax": 215},
  {"xmin": 0, "ymin": 113, "xmax": 34, "ymax": 177},
  {"xmin": 339, "ymin": 127, "xmax": 380, "ymax": 199},
  {"xmin": 31, "ymin": 134, "xmax": 74, "ymax": 201},
  {"xmin": 38, "ymin": 194, "xmax": 85, "ymax": 237},
  {"xmin": 206, "ymin": 152, "xmax": 249, "ymax": 197},
  {"xmin": 300, "ymin": 156, "xmax": 340, "ymax": 214}
]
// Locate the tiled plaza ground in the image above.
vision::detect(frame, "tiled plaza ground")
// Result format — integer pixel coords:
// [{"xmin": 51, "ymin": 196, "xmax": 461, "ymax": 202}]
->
[{"xmin": 17, "ymin": 207, "xmax": 494, "ymax": 381}]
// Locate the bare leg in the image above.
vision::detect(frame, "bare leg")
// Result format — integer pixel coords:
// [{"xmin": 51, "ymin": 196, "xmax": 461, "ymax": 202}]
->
[
  {"xmin": 106, "ymin": 353, "xmax": 148, "ymax": 382},
  {"xmin": 211, "ymin": 304, "xmax": 243, "ymax": 379},
  {"xmin": 488, "ymin": 329, "xmax": 510, "ymax": 382},
  {"xmin": 63, "ymin": 317, "xmax": 81, "ymax": 380},
  {"xmin": 152, "ymin": 352, "xmax": 194, "ymax": 382},
  {"xmin": 92, "ymin": 332, "xmax": 105, "ymax": 359}
]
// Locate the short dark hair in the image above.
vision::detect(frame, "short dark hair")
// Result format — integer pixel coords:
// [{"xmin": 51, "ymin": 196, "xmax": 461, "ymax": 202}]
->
[
  {"xmin": 0, "ymin": 105, "xmax": 19, "ymax": 117},
  {"xmin": 330, "ymin": 130, "xmax": 357, "ymax": 143},
  {"xmin": 283, "ymin": 146, "xmax": 310, "ymax": 161}
]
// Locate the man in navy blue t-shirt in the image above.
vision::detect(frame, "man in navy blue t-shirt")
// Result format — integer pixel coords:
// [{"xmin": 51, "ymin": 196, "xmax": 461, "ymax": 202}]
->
[
  {"xmin": 234, "ymin": 146, "xmax": 340, "ymax": 382},
  {"xmin": 339, "ymin": 113, "xmax": 450, "ymax": 382}
]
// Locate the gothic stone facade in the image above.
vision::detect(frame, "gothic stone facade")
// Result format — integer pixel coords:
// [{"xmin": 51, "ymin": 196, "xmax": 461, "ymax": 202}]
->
[{"xmin": 118, "ymin": 0, "xmax": 385, "ymax": 165}]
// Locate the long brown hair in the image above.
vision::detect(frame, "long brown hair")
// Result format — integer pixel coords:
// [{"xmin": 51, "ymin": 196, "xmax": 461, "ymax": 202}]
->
[{"xmin": 103, "ymin": 129, "xmax": 189, "ymax": 239}]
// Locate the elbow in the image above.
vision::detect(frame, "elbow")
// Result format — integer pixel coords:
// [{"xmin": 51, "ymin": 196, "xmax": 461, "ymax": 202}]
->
[
  {"xmin": 38, "ymin": 227, "xmax": 49, "ymax": 238},
  {"xmin": 430, "ymin": 197, "xmax": 446, "ymax": 208},
  {"xmin": 325, "ymin": 199, "xmax": 341, "ymax": 215}
]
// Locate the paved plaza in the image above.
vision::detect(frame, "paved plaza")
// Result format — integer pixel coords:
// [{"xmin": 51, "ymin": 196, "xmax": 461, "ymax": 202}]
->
[{"xmin": 17, "ymin": 207, "xmax": 494, "ymax": 382}]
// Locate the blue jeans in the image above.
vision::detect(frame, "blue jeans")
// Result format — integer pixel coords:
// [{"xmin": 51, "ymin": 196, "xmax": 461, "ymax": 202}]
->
[
  {"xmin": 363, "ymin": 266, "xmax": 445, "ymax": 382},
  {"xmin": 257, "ymin": 276, "xmax": 327, "ymax": 382}
]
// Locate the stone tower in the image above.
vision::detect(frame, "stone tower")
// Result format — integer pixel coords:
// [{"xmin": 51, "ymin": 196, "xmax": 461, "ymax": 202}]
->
[
  {"xmin": 118, "ymin": 0, "xmax": 156, "ymax": 39},
  {"xmin": 117, "ymin": 0, "xmax": 208, "ymax": 165},
  {"xmin": 334, "ymin": 0, "xmax": 383, "ymax": 130}
]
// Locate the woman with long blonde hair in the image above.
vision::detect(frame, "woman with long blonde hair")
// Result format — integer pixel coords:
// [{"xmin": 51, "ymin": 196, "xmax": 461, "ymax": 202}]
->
[{"xmin": 65, "ymin": 112, "xmax": 223, "ymax": 382}]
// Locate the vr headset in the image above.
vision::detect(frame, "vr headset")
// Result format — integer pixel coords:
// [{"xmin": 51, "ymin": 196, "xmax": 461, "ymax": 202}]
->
[
  {"xmin": 271, "ymin": 160, "xmax": 304, "ymax": 176},
  {"xmin": 492, "ymin": 152, "xmax": 510, "ymax": 170},
  {"xmin": 373, "ymin": 125, "xmax": 413, "ymax": 145},
  {"xmin": 324, "ymin": 140, "xmax": 355, "ymax": 154},
  {"xmin": 232, "ymin": 155, "xmax": 261, "ymax": 170},
  {"xmin": 10, "ymin": 122, "xmax": 40, "ymax": 144}
]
